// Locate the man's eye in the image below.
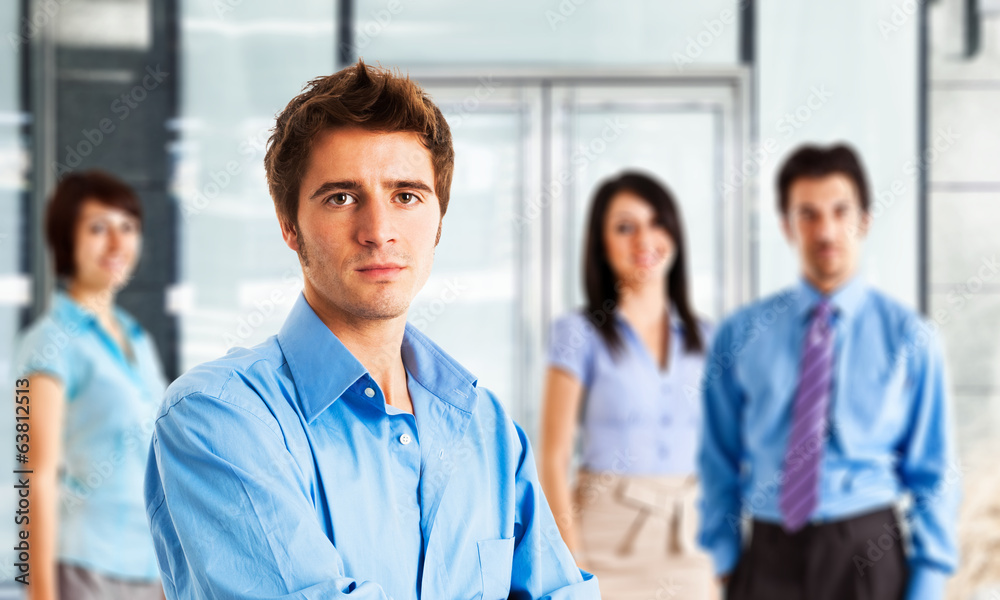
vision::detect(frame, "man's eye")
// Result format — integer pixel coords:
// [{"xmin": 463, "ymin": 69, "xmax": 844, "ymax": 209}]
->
[
  {"xmin": 327, "ymin": 193, "xmax": 355, "ymax": 206},
  {"xmin": 397, "ymin": 192, "xmax": 419, "ymax": 205}
]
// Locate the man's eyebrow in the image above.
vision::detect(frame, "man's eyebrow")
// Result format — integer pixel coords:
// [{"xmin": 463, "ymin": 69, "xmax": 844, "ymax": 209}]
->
[
  {"xmin": 308, "ymin": 179, "xmax": 434, "ymax": 199},
  {"xmin": 387, "ymin": 180, "xmax": 434, "ymax": 194},
  {"xmin": 309, "ymin": 180, "xmax": 360, "ymax": 200}
]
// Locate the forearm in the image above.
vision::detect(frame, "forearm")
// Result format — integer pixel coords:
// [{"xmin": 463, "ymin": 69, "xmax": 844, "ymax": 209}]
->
[
  {"xmin": 539, "ymin": 457, "xmax": 579, "ymax": 554},
  {"xmin": 26, "ymin": 476, "xmax": 59, "ymax": 600}
]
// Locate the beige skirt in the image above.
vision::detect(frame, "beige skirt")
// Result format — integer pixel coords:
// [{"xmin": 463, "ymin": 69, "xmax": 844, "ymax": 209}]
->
[{"xmin": 574, "ymin": 471, "xmax": 721, "ymax": 600}]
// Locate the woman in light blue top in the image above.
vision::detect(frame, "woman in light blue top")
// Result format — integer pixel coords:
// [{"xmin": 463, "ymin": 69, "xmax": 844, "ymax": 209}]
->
[
  {"xmin": 14, "ymin": 171, "xmax": 166, "ymax": 600},
  {"xmin": 539, "ymin": 171, "xmax": 718, "ymax": 599}
]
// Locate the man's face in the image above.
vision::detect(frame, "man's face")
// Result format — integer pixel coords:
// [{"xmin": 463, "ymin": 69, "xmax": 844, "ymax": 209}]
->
[
  {"xmin": 782, "ymin": 173, "xmax": 870, "ymax": 291},
  {"xmin": 282, "ymin": 126, "xmax": 442, "ymax": 323}
]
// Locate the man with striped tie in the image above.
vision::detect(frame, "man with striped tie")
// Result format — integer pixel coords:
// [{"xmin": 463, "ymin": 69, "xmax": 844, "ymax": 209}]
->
[{"xmin": 697, "ymin": 144, "xmax": 959, "ymax": 600}]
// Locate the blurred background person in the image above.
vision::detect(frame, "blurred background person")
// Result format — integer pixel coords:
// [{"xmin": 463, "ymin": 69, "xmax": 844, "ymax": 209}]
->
[
  {"xmin": 698, "ymin": 145, "xmax": 959, "ymax": 600},
  {"xmin": 539, "ymin": 171, "xmax": 718, "ymax": 600},
  {"xmin": 13, "ymin": 171, "xmax": 166, "ymax": 600}
]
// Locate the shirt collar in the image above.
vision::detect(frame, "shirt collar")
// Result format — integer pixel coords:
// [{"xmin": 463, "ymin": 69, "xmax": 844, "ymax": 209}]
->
[
  {"xmin": 51, "ymin": 291, "xmax": 143, "ymax": 337},
  {"xmin": 793, "ymin": 274, "xmax": 869, "ymax": 321},
  {"xmin": 277, "ymin": 293, "xmax": 479, "ymax": 423},
  {"xmin": 52, "ymin": 291, "xmax": 95, "ymax": 327}
]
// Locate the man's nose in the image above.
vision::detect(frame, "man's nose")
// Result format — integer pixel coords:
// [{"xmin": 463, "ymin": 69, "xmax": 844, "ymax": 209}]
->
[
  {"xmin": 814, "ymin": 213, "xmax": 838, "ymax": 240},
  {"xmin": 358, "ymin": 199, "xmax": 397, "ymax": 247}
]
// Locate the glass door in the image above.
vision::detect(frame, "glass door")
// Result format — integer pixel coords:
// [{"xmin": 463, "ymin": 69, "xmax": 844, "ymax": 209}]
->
[{"xmin": 416, "ymin": 70, "xmax": 749, "ymax": 437}]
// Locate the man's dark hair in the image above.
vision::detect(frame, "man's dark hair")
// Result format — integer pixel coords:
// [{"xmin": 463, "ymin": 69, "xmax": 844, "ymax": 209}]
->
[
  {"xmin": 264, "ymin": 59, "xmax": 454, "ymax": 231},
  {"xmin": 777, "ymin": 143, "xmax": 870, "ymax": 215},
  {"xmin": 45, "ymin": 170, "xmax": 142, "ymax": 279}
]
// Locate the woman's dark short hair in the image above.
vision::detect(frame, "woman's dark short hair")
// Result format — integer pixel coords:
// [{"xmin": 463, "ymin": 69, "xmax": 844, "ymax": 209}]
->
[
  {"xmin": 45, "ymin": 170, "xmax": 142, "ymax": 279},
  {"xmin": 777, "ymin": 143, "xmax": 870, "ymax": 215}
]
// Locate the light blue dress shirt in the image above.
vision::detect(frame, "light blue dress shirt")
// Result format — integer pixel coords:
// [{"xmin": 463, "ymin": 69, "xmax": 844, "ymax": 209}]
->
[
  {"xmin": 698, "ymin": 276, "xmax": 959, "ymax": 600},
  {"xmin": 144, "ymin": 293, "xmax": 598, "ymax": 600},
  {"xmin": 547, "ymin": 309, "xmax": 711, "ymax": 475},
  {"xmin": 13, "ymin": 291, "xmax": 166, "ymax": 579}
]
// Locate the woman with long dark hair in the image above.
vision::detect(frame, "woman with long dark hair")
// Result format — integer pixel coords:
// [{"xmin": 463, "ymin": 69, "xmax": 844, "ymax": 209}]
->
[
  {"xmin": 14, "ymin": 171, "xmax": 166, "ymax": 600},
  {"xmin": 539, "ymin": 171, "xmax": 718, "ymax": 598}
]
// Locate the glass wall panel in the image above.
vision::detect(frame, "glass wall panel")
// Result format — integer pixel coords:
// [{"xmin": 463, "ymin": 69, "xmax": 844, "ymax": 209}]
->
[
  {"xmin": 175, "ymin": 0, "xmax": 335, "ymax": 369},
  {"xmin": 355, "ymin": 0, "xmax": 740, "ymax": 67}
]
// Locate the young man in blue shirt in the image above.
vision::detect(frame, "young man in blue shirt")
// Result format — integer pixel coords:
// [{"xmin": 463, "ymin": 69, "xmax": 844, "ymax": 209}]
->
[
  {"xmin": 144, "ymin": 61, "xmax": 598, "ymax": 600},
  {"xmin": 698, "ymin": 144, "xmax": 959, "ymax": 600}
]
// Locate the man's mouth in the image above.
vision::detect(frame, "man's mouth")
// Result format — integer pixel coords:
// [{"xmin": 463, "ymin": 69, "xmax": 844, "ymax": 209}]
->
[{"xmin": 356, "ymin": 263, "xmax": 406, "ymax": 279}]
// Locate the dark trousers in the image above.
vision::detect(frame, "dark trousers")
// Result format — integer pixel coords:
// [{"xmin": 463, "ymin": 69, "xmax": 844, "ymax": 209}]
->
[{"xmin": 727, "ymin": 507, "xmax": 908, "ymax": 600}]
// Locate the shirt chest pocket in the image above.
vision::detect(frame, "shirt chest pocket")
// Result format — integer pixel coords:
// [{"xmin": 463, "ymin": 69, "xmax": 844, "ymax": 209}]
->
[{"xmin": 477, "ymin": 537, "xmax": 514, "ymax": 600}]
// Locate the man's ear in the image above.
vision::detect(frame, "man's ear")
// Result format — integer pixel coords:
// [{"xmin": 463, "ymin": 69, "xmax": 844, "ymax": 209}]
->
[
  {"xmin": 855, "ymin": 211, "xmax": 872, "ymax": 239},
  {"xmin": 280, "ymin": 217, "xmax": 300, "ymax": 252}
]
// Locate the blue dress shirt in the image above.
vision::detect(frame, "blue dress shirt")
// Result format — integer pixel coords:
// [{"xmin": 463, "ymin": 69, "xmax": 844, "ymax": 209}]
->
[
  {"xmin": 145, "ymin": 293, "xmax": 598, "ymax": 600},
  {"xmin": 697, "ymin": 276, "xmax": 959, "ymax": 600},
  {"xmin": 547, "ymin": 309, "xmax": 711, "ymax": 475},
  {"xmin": 14, "ymin": 291, "xmax": 166, "ymax": 579}
]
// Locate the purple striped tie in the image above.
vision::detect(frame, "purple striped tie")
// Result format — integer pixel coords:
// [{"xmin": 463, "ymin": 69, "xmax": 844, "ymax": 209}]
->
[{"xmin": 779, "ymin": 300, "xmax": 835, "ymax": 532}]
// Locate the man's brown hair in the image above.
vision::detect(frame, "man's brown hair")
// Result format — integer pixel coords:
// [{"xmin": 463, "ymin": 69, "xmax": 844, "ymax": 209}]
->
[
  {"xmin": 264, "ymin": 60, "xmax": 455, "ymax": 230},
  {"xmin": 45, "ymin": 170, "xmax": 143, "ymax": 279}
]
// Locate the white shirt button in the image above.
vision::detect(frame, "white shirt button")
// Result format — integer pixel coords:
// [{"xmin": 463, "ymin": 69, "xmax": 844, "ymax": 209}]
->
[
  {"xmin": 364, "ymin": 387, "xmax": 375, "ymax": 398},
  {"xmin": 399, "ymin": 433, "xmax": 412, "ymax": 445}
]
